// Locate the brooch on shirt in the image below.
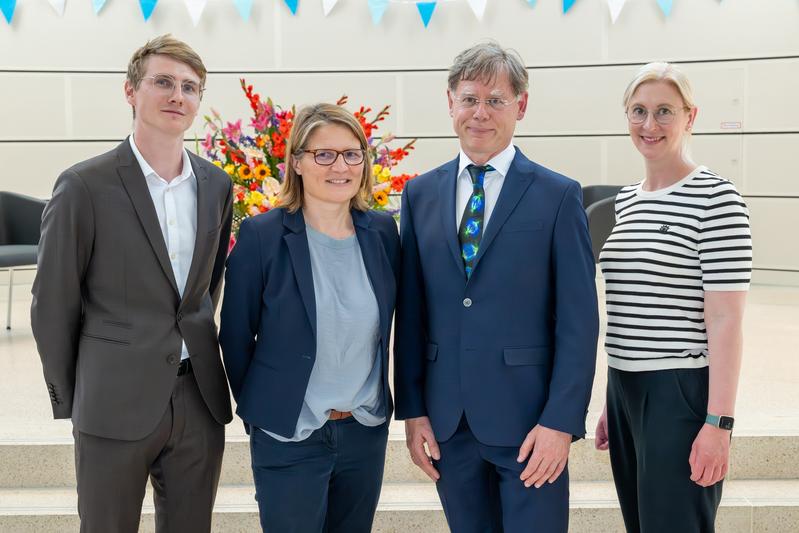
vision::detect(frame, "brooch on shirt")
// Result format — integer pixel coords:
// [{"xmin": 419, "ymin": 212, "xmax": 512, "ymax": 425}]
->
[{"xmin": 659, "ymin": 224, "xmax": 670, "ymax": 233}]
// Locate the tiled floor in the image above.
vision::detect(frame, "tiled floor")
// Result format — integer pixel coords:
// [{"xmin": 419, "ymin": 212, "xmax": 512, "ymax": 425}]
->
[{"xmin": 1, "ymin": 281, "xmax": 797, "ymax": 442}]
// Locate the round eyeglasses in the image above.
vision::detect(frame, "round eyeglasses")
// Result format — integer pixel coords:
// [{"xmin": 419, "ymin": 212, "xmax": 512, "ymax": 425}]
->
[
  {"xmin": 299, "ymin": 149, "xmax": 366, "ymax": 166},
  {"xmin": 142, "ymin": 74, "xmax": 203, "ymax": 100},
  {"xmin": 626, "ymin": 105, "xmax": 690, "ymax": 125}
]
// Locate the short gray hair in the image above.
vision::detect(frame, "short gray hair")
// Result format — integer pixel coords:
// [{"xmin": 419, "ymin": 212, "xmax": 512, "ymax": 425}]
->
[{"xmin": 448, "ymin": 41, "xmax": 529, "ymax": 96}]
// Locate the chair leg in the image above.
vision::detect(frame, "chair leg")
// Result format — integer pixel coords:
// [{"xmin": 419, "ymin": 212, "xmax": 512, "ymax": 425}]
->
[{"xmin": 5, "ymin": 269, "xmax": 12, "ymax": 330}]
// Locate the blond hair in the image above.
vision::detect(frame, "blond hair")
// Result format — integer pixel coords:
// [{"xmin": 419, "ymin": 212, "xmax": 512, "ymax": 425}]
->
[
  {"xmin": 280, "ymin": 104, "xmax": 373, "ymax": 213},
  {"xmin": 127, "ymin": 34, "xmax": 207, "ymax": 89}
]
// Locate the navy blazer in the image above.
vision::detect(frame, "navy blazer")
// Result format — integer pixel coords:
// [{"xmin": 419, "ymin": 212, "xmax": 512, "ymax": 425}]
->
[
  {"xmin": 393, "ymin": 149, "xmax": 599, "ymax": 447},
  {"xmin": 219, "ymin": 208, "xmax": 400, "ymax": 438}
]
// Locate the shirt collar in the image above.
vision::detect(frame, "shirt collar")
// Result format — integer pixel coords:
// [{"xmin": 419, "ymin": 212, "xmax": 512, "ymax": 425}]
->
[
  {"xmin": 129, "ymin": 134, "xmax": 194, "ymax": 185},
  {"xmin": 457, "ymin": 142, "xmax": 516, "ymax": 179}
]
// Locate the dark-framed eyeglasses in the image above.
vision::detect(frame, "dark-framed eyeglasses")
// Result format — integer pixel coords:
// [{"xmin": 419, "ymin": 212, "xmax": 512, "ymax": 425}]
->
[
  {"xmin": 626, "ymin": 104, "xmax": 690, "ymax": 125},
  {"xmin": 298, "ymin": 149, "xmax": 366, "ymax": 166},
  {"xmin": 142, "ymin": 74, "xmax": 204, "ymax": 100}
]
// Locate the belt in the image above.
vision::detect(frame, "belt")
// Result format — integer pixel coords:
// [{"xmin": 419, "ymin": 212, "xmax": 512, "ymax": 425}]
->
[
  {"xmin": 177, "ymin": 358, "xmax": 193, "ymax": 376},
  {"xmin": 329, "ymin": 409, "xmax": 352, "ymax": 420}
]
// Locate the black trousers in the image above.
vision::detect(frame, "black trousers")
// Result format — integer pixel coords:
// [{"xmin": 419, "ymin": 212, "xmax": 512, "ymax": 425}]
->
[{"xmin": 607, "ymin": 367, "xmax": 723, "ymax": 533}]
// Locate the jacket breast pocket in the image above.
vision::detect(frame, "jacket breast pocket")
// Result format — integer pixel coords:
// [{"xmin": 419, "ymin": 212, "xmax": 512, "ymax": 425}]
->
[
  {"xmin": 503, "ymin": 219, "xmax": 544, "ymax": 233},
  {"xmin": 503, "ymin": 346, "xmax": 550, "ymax": 366},
  {"xmin": 426, "ymin": 343, "xmax": 438, "ymax": 362}
]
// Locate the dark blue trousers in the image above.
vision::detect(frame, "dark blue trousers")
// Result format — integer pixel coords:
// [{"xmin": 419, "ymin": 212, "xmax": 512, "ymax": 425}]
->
[
  {"xmin": 434, "ymin": 416, "xmax": 569, "ymax": 533},
  {"xmin": 250, "ymin": 418, "xmax": 388, "ymax": 533}
]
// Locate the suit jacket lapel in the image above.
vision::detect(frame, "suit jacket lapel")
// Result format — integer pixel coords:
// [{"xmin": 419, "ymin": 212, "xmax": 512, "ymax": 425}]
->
[
  {"xmin": 470, "ymin": 150, "xmax": 535, "ymax": 275},
  {"xmin": 283, "ymin": 210, "xmax": 317, "ymax": 340},
  {"xmin": 116, "ymin": 140, "xmax": 180, "ymax": 295},
  {"xmin": 181, "ymin": 153, "xmax": 212, "ymax": 301},
  {"xmin": 353, "ymin": 211, "xmax": 390, "ymax": 342},
  {"xmin": 438, "ymin": 157, "xmax": 463, "ymax": 272}
]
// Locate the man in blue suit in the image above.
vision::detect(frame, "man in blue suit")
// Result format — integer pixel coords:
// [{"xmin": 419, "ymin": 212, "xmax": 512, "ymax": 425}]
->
[{"xmin": 394, "ymin": 42, "xmax": 599, "ymax": 532}]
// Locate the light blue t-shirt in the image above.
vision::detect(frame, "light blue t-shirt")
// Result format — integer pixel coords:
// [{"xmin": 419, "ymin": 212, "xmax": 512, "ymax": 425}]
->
[{"xmin": 263, "ymin": 225, "xmax": 385, "ymax": 442}]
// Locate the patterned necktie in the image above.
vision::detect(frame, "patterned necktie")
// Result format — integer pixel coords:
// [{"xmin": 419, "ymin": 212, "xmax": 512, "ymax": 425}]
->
[{"xmin": 459, "ymin": 164, "xmax": 493, "ymax": 278}]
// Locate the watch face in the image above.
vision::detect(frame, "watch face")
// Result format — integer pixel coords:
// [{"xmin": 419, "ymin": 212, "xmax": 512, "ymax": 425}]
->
[{"xmin": 719, "ymin": 416, "xmax": 735, "ymax": 430}]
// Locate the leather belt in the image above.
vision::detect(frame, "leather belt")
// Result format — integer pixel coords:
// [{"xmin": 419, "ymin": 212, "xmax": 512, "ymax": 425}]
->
[
  {"xmin": 177, "ymin": 358, "xmax": 192, "ymax": 376},
  {"xmin": 329, "ymin": 409, "xmax": 352, "ymax": 420}
]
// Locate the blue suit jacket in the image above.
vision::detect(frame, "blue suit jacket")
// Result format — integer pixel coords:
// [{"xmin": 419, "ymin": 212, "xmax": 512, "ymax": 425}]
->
[
  {"xmin": 394, "ymin": 149, "xmax": 598, "ymax": 447},
  {"xmin": 219, "ymin": 208, "xmax": 400, "ymax": 438}
]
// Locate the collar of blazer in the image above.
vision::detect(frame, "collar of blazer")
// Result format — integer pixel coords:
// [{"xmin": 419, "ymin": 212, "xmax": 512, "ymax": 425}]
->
[
  {"xmin": 438, "ymin": 147, "xmax": 539, "ymax": 279},
  {"xmin": 115, "ymin": 137, "xmax": 215, "ymax": 301},
  {"xmin": 280, "ymin": 207, "xmax": 389, "ymax": 344}
]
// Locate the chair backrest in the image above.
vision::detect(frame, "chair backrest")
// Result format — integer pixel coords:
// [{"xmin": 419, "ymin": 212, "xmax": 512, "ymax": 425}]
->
[
  {"xmin": 585, "ymin": 195, "xmax": 617, "ymax": 263},
  {"xmin": 0, "ymin": 191, "xmax": 47, "ymax": 246},
  {"xmin": 582, "ymin": 185, "xmax": 623, "ymax": 210}
]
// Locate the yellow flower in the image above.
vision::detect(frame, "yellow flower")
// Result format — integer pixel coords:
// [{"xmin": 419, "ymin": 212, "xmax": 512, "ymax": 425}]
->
[
  {"xmin": 238, "ymin": 165, "xmax": 253, "ymax": 180},
  {"xmin": 372, "ymin": 164, "xmax": 383, "ymax": 176},
  {"xmin": 212, "ymin": 160, "xmax": 223, "ymax": 168},
  {"xmin": 373, "ymin": 190, "xmax": 389, "ymax": 207},
  {"xmin": 380, "ymin": 167, "xmax": 392, "ymax": 181},
  {"xmin": 268, "ymin": 195, "xmax": 280, "ymax": 207},
  {"xmin": 246, "ymin": 191, "xmax": 265, "ymax": 206},
  {"xmin": 224, "ymin": 164, "xmax": 235, "ymax": 176},
  {"xmin": 253, "ymin": 164, "xmax": 272, "ymax": 179}
]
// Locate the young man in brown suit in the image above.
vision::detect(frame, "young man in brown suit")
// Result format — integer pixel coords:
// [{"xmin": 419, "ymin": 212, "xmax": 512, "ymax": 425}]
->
[{"xmin": 31, "ymin": 35, "xmax": 233, "ymax": 533}]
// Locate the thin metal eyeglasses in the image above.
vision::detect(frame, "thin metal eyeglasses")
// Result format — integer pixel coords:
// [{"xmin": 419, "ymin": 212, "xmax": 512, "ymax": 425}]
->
[
  {"xmin": 142, "ymin": 74, "xmax": 204, "ymax": 100},
  {"xmin": 626, "ymin": 105, "xmax": 690, "ymax": 125},
  {"xmin": 298, "ymin": 149, "xmax": 366, "ymax": 166},
  {"xmin": 453, "ymin": 94, "xmax": 519, "ymax": 111}
]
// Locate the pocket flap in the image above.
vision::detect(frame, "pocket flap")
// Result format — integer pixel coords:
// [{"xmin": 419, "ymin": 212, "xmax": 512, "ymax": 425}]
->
[
  {"xmin": 426, "ymin": 343, "xmax": 438, "ymax": 361},
  {"xmin": 503, "ymin": 346, "xmax": 550, "ymax": 366}
]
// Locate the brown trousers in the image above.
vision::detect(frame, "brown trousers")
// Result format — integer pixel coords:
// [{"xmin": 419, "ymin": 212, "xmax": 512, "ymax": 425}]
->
[{"xmin": 73, "ymin": 369, "xmax": 225, "ymax": 533}]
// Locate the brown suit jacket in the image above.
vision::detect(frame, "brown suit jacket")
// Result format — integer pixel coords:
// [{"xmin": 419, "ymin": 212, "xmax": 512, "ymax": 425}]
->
[{"xmin": 31, "ymin": 139, "xmax": 234, "ymax": 441}]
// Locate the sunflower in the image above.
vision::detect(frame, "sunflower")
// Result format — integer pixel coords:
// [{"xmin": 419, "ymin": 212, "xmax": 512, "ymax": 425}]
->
[
  {"xmin": 238, "ymin": 165, "xmax": 253, "ymax": 180},
  {"xmin": 253, "ymin": 164, "xmax": 272, "ymax": 180},
  {"xmin": 372, "ymin": 190, "xmax": 389, "ymax": 207}
]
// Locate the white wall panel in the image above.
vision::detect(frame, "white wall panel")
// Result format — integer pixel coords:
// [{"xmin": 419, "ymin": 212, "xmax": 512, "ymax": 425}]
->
[
  {"xmin": 748, "ymin": 199, "xmax": 799, "ymax": 271},
  {"xmin": 745, "ymin": 59, "xmax": 799, "ymax": 132},
  {"xmin": 742, "ymin": 134, "xmax": 799, "ymax": 196},
  {"xmin": 0, "ymin": 75, "xmax": 69, "ymax": 139}
]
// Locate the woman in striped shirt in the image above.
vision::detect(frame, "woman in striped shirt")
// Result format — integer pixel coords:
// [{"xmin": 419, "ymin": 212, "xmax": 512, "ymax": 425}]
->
[{"xmin": 594, "ymin": 63, "xmax": 752, "ymax": 532}]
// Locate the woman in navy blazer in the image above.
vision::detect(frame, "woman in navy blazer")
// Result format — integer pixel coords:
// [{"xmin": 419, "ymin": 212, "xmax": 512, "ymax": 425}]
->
[{"xmin": 219, "ymin": 103, "xmax": 399, "ymax": 533}]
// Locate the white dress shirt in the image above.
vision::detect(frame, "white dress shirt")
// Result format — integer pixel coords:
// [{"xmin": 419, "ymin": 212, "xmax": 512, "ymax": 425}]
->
[
  {"xmin": 456, "ymin": 142, "xmax": 517, "ymax": 229},
  {"xmin": 129, "ymin": 135, "xmax": 197, "ymax": 360}
]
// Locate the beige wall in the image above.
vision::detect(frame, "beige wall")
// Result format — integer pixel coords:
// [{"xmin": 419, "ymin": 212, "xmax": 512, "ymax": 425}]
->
[{"xmin": 1, "ymin": 0, "xmax": 798, "ymax": 281}]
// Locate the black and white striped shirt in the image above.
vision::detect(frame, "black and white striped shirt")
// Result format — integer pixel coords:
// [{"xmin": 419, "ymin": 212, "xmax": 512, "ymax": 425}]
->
[{"xmin": 599, "ymin": 166, "xmax": 752, "ymax": 372}]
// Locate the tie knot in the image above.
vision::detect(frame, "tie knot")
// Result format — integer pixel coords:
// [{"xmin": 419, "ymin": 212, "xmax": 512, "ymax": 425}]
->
[{"xmin": 466, "ymin": 164, "xmax": 493, "ymax": 186}]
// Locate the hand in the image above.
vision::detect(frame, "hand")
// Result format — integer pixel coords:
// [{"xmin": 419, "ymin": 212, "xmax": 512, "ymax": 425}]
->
[
  {"xmin": 595, "ymin": 404, "xmax": 609, "ymax": 451},
  {"xmin": 689, "ymin": 423, "xmax": 731, "ymax": 487},
  {"xmin": 518, "ymin": 424, "xmax": 571, "ymax": 488},
  {"xmin": 405, "ymin": 416, "xmax": 440, "ymax": 481}
]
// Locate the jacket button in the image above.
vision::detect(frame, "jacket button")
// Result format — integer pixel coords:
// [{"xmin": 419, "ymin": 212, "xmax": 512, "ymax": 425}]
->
[
  {"xmin": 463, "ymin": 298, "xmax": 472, "ymax": 308},
  {"xmin": 167, "ymin": 354, "xmax": 178, "ymax": 365},
  {"xmin": 177, "ymin": 312, "xmax": 184, "ymax": 322}
]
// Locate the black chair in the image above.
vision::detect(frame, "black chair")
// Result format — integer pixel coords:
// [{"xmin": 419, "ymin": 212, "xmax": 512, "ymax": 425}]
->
[
  {"xmin": 0, "ymin": 192, "xmax": 47, "ymax": 329},
  {"xmin": 585, "ymin": 195, "xmax": 617, "ymax": 263},
  {"xmin": 582, "ymin": 184, "xmax": 622, "ymax": 210}
]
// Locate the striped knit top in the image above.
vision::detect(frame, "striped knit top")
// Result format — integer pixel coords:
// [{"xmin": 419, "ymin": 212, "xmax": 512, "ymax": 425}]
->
[{"xmin": 599, "ymin": 166, "xmax": 752, "ymax": 372}]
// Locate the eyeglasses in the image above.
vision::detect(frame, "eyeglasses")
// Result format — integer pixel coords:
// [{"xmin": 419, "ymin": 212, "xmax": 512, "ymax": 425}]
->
[
  {"xmin": 142, "ymin": 74, "xmax": 203, "ymax": 100},
  {"xmin": 299, "ymin": 149, "xmax": 366, "ymax": 166},
  {"xmin": 452, "ymin": 94, "xmax": 519, "ymax": 111},
  {"xmin": 626, "ymin": 105, "xmax": 690, "ymax": 125}
]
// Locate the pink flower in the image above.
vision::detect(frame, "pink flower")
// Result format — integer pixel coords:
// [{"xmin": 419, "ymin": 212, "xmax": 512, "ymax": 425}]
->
[
  {"xmin": 227, "ymin": 233, "xmax": 237, "ymax": 255},
  {"xmin": 222, "ymin": 120, "xmax": 242, "ymax": 144},
  {"xmin": 251, "ymin": 112, "xmax": 270, "ymax": 131},
  {"xmin": 201, "ymin": 133, "xmax": 214, "ymax": 153}
]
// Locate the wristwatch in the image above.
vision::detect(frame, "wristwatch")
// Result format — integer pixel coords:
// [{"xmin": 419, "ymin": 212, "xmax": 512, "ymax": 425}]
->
[{"xmin": 705, "ymin": 414, "xmax": 734, "ymax": 431}]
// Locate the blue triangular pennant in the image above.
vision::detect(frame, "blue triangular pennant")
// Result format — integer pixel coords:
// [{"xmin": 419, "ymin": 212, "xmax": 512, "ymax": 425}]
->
[
  {"xmin": 367, "ymin": 0, "xmax": 388, "ymax": 25},
  {"xmin": 416, "ymin": 1, "xmax": 436, "ymax": 28},
  {"xmin": 284, "ymin": 0, "xmax": 298, "ymax": 15},
  {"xmin": 139, "ymin": 0, "xmax": 158, "ymax": 21},
  {"xmin": 563, "ymin": 0, "xmax": 577, "ymax": 13},
  {"xmin": 657, "ymin": 0, "xmax": 672, "ymax": 16},
  {"xmin": 234, "ymin": 0, "xmax": 253, "ymax": 21},
  {"xmin": 0, "ymin": 0, "xmax": 16, "ymax": 23},
  {"xmin": 526, "ymin": 0, "xmax": 537, "ymax": 6},
  {"xmin": 92, "ymin": 0, "xmax": 107, "ymax": 14}
]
